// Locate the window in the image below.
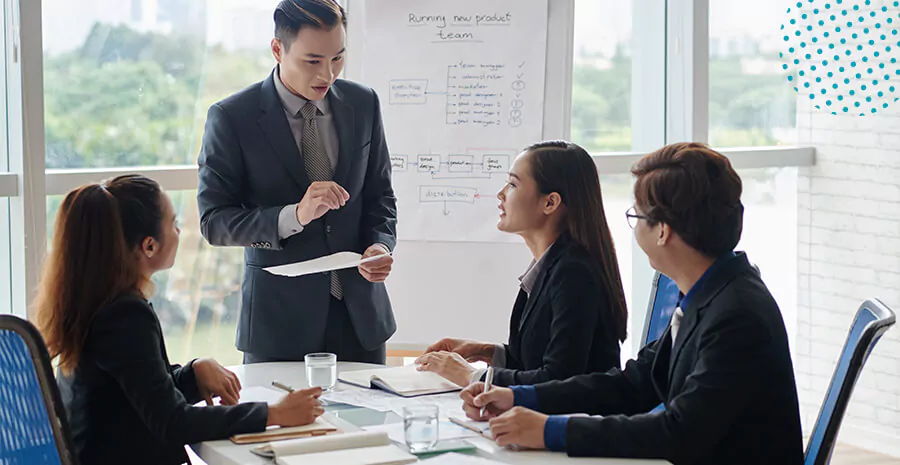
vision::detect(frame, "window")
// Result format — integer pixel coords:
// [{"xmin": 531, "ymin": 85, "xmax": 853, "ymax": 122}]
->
[
  {"xmin": 709, "ymin": 0, "xmax": 798, "ymax": 147},
  {"xmin": 572, "ymin": 0, "xmax": 633, "ymax": 152},
  {"xmin": 0, "ymin": 199, "xmax": 11, "ymax": 315},
  {"xmin": 47, "ymin": 190, "xmax": 244, "ymax": 365},
  {"xmin": 42, "ymin": 0, "xmax": 279, "ymax": 169},
  {"xmin": 735, "ymin": 167, "xmax": 799, "ymax": 344}
]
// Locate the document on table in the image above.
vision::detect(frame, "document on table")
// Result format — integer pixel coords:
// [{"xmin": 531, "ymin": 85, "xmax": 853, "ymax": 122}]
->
[
  {"xmin": 264, "ymin": 251, "xmax": 392, "ymax": 277},
  {"xmin": 419, "ymin": 453, "xmax": 506, "ymax": 465},
  {"xmin": 364, "ymin": 420, "xmax": 480, "ymax": 444},
  {"xmin": 193, "ymin": 386, "xmax": 285, "ymax": 407},
  {"xmin": 322, "ymin": 388, "xmax": 466, "ymax": 419}
]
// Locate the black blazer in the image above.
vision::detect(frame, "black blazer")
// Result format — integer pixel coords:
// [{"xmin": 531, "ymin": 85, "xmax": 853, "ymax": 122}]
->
[
  {"xmin": 197, "ymin": 72, "xmax": 398, "ymax": 358},
  {"xmin": 493, "ymin": 234, "xmax": 621, "ymax": 386},
  {"xmin": 532, "ymin": 252, "xmax": 803, "ymax": 464},
  {"xmin": 57, "ymin": 294, "xmax": 267, "ymax": 465}
]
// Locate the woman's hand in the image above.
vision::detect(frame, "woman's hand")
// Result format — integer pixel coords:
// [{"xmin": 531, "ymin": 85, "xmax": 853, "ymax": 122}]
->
[
  {"xmin": 425, "ymin": 338, "xmax": 495, "ymax": 363},
  {"xmin": 193, "ymin": 358, "xmax": 241, "ymax": 405},
  {"xmin": 267, "ymin": 387, "xmax": 324, "ymax": 426},
  {"xmin": 415, "ymin": 351, "xmax": 476, "ymax": 387}
]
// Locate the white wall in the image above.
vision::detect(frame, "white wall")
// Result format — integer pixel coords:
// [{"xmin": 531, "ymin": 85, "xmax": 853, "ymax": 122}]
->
[{"xmin": 796, "ymin": 102, "xmax": 900, "ymax": 456}]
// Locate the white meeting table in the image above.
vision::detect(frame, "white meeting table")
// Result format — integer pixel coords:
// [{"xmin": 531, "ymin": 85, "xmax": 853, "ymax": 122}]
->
[{"xmin": 191, "ymin": 362, "xmax": 669, "ymax": 465}]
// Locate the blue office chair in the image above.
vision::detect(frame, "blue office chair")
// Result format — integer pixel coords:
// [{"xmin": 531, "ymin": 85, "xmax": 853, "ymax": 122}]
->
[
  {"xmin": 804, "ymin": 298, "xmax": 895, "ymax": 465},
  {"xmin": 640, "ymin": 271, "xmax": 681, "ymax": 347},
  {"xmin": 0, "ymin": 315, "xmax": 77, "ymax": 465}
]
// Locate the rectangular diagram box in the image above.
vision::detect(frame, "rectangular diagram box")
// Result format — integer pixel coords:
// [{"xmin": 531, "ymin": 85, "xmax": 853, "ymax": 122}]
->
[
  {"xmin": 447, "ymin": 155, "xmax": 475, "ymax": 173},
  {"xmin": 417, "ymin": 155, "xmax": 441, "ymax": 173},
  {"xmin": 419, "ymin": 186, "xmax": 477, "ymax": 203},
  {"xmin": 482, "ymin": 155, "xmax": 510, "ymax": 173},
  {"xmin": 389, "ymin": 79, "xmax": 428, "ymax": 104},
  {"xmin": 390, "ymin": 155, "xmax": 408, "ymax": 171}
]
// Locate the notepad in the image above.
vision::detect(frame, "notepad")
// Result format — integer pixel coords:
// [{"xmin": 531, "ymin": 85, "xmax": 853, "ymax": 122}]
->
[
  {"xmin": 231, "ymin": 417, "xmax": 338, "ymax": 445},
  {"xmin": 250, "ymin": 430, "xmax": 416, "ymax": 465},
  {"xmin": 339, "ymin": 365, "xmax": 462, "ymax": 397}
]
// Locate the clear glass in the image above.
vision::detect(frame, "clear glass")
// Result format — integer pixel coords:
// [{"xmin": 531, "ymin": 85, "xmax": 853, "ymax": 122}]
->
[
  {"xmin": 571, "ymin": 0, "xmax": 634, "ymax": 152},
  {"xmin": 41, "ymin": 0, "xmax": 279, "ymax": 169},
  {"xmin": 305, "ymin": 352, "xmax": 338, "ymax": 391},
  {"xmin": 708, "ymin": 0, "xmax": 798, "ymax": 147},
  {"xmin": 403, "ymin": 405, "xmax": 439, "ymax": 452},
  {"xmin": 47, "ymin": 189, "xmax": 245, "ymax": 365}
]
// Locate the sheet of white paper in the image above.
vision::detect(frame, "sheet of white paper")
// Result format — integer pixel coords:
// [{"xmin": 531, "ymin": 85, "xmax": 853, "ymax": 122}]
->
[
  {"xmin": 192, "ymin": 385, "xmax": 285, "ymax": 407},
  {"xmin": 322, "ymin": 387, "xmax": 466, "ymax": 419},
  {"xmin": 364, "ymin": 420, "xmax": 479, "ymax": 444},
  {"xmin": 264, "ymin": 251, "xmax": 391, "ymax": 277},
  {"xmin": 321, "ymin": 387, "xmax": 400, "ymax": 412}
]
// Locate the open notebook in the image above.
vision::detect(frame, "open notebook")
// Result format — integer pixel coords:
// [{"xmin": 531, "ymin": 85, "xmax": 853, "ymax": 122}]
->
[
  {"xmin": 251, "ymin": 430, "xmax": 416, "ymax": 465},
  {"xmin": 339, "ymin": 365, "xmax": 461, "ymax": 397}
]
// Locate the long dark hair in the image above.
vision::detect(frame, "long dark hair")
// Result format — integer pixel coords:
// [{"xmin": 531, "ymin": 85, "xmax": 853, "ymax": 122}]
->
[
  {"xmin": 36, "ymin": 175, "xmax": 164, "ymax": 374},
  {"xmin": 526, "ymin": 141, "xmax": 628, "ymax": 342}
]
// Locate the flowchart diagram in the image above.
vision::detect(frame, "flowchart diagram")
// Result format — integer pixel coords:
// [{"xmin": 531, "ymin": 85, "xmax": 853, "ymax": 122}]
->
[
  {"xmin": 389, "ymin": 150, "xmax": 515, "ymax": 215},
  {"xmin": 388, "ymin": 61, "xmax": 528, "ymax": 129},
  {"xmin": 363, "ymin": 0, "xmax": 547, "ymax": 241}
]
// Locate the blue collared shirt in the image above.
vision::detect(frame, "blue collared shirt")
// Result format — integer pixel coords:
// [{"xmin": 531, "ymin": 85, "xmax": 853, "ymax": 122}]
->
[{"xmin": 527, "ymin": 251, "xmax": 739, "ymax": 453}]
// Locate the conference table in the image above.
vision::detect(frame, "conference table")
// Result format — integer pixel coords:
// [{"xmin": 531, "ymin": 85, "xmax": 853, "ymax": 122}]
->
[{"xmin": 191, "ymin": 362, "xmax": 669, "ymax": 465}]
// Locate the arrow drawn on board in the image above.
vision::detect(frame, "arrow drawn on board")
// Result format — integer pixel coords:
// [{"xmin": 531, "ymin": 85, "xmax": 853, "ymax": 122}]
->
[{"xmin": 443, "ymin": 202, "xmax": 451, "ymax": 216}]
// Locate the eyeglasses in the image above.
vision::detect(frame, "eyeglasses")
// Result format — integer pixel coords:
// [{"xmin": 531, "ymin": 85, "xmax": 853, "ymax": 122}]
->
[{"xmin": 625, "ymin": 206, "xmax": 648, "ymax": 229}]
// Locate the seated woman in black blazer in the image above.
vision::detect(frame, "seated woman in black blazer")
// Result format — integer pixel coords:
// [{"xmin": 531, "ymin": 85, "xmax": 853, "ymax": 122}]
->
[
  {"xmin": 460, "ymin": 143, "xmax": 803, "ymax": 465},
  {"xmin": 416, "ymin": 140, "xmax": 628, "ymax": 387},
  {"xmin": 36, "ymin": 175, "xmax": 324, "ymax": 465}
]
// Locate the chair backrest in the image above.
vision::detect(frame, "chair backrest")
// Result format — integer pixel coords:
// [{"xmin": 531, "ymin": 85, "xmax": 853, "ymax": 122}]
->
[
  {"xmin": 0, "ymin": 315, "xmax": 77, "ymax": 465},
  {"xmin": 804, "ymin": 299, "xmax": 896, "ymax": 465},
  {"xmin": 641, "ymin": 271, "xmax": 681, "ymax": 346}
]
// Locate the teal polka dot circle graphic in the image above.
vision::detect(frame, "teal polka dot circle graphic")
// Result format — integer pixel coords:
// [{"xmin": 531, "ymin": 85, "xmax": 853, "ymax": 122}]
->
[{"xmin": 781, "ymin": 0, "xmax": 900, "ymax": 115}]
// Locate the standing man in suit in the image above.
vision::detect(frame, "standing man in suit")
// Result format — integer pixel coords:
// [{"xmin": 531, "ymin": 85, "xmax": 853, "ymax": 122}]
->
[
  {"xmin": 459, "ymin": 143, "xmax": 804, "ymax": 465},
  {"xmin": 197, "ymin": 0, "xmax": 397, "ymax": 364}
]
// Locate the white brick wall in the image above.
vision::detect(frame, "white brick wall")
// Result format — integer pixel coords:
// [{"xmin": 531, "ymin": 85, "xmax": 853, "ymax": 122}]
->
[{"xmin": 796, "ymin": 72, "xmax": 900, "ymax": 458}]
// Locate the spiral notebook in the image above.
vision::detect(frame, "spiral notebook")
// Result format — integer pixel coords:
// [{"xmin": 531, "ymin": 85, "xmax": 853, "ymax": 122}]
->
[{"xmin": 339, "ymin": 365, "xmax": 461, "ymax": 397}]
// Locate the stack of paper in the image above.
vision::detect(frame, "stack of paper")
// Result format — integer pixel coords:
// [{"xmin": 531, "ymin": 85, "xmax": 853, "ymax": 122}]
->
[{"xmin": 253, "ymin": 431, "xmax": 416, "ymax": 465}]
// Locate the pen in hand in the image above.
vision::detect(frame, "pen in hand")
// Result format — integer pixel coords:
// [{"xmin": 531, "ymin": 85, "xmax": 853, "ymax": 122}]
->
[
  {"xmin": 272, "ymin": 380, "xmax": 295, "ymax": 393},
  {"xmin": 272, "ymin": 380, "xmax": 329, "ymax": 406},
  {"xmin": 480, "ymin": 366, "xmax": 494, "ymax": 418}
]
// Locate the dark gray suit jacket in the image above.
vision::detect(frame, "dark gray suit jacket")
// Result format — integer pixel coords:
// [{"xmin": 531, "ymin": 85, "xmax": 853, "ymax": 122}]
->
[
  {"xmin": 533, "ymin": 252, "xmax": 803, "ymax": 464},
  {"xmin": 197, "ymin": 72, "xmax": 397, "ymax": 359}
]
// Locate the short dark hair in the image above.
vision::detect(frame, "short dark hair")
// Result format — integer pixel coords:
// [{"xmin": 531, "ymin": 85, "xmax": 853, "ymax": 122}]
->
[
  {"xmin": 631, "ymin": 142, "xmax": 743, "ymax": 257},
  {"xmin": 274, "ymin": 0, "xmax": 347, "ymax": 49}
]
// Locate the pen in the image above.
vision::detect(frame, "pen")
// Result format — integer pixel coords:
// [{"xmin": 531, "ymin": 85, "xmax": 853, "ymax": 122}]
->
[
  {"xmin": 480, "ymin": 366, "xmax": 494, "ymax": 417},
  {"xmin": 271, "ymin": 380, "xmax": 295, "ymax": 393},
  {"xmin": 272, "ymin": 380, "xmax": 330, "ymax": 406}
]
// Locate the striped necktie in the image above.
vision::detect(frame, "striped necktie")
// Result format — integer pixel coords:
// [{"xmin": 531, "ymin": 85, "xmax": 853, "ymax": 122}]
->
[{"xmin": 300, "ymin": 101, "xmax": 342, "ymax": 300}]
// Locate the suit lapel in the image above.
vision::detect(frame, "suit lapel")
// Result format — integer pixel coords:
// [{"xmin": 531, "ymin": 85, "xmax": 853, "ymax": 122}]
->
[
  {"xmin": 666, "ymin": 252, "xmax": 751, "ymax": 381},
  {"xmin": 258, "ymin": 71, "xmax": 311, "ymax": 191},
  {"xmin": 328, "ymin": 83, "xmax": 355, "ymax": 187},
  {"xmin": 517, "ymin": 238, "xmax": 569, "ymax": 333},
  {"xmin": 668, "ymin": 306, "xmax": 701, "ymax": 380}
]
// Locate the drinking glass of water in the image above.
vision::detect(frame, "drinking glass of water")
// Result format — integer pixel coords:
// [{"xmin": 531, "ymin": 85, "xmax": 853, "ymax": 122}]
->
[
  {"xmin": 403, "ymin": 405, "xmax": 439, "ymax": 452},
  {"xmin": 305, "ymin": 352, "xmax": 337, "ymax": 391}
]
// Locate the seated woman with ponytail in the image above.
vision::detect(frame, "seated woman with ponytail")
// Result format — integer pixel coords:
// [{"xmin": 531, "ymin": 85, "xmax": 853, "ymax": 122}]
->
[{"xmin": 36, "ymin": 175, "xmax": 323, "ymax": 465}]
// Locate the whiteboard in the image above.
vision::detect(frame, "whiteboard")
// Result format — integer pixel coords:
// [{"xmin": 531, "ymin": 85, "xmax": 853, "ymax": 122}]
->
[
  {"xmin": 361, "ymin": 0, "xmax": 549, "ymax": 242},
  {"xmin": 345, "ymin": 0, "xmax": 574, "ymax": 348}
]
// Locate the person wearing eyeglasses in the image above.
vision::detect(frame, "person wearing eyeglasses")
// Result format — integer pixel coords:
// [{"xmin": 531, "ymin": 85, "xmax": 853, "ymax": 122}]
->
[
  {"xmin": 459, "ymin": 143, "xmax": 803, "ymax": 465},
  {"xmin": 415, "ymin": 141, "xmax": 628, "ymax": 388}
]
